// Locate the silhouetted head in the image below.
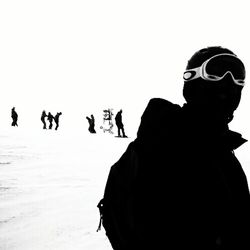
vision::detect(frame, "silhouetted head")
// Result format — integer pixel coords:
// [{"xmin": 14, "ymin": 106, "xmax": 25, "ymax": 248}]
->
[{"xmin": 183, "ymin": 46, "xmax": 245, "ymax": 123}]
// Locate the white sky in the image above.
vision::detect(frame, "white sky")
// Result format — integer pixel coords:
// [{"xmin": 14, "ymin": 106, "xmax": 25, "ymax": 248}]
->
[{"xmin": 1, "ymin": 0, "xmax": 250, "ymax": 138}]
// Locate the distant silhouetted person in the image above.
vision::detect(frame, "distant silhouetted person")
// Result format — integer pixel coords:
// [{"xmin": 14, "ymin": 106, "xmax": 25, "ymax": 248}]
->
[
  {"xmin": 47, "ymin": 112, "xmax": 54, "ymax": 129},
  {"xmin": 11, "ymin": 107, "xmax": 18, "ymax": 127},
  {"xmin": 41, "ymin": 110, "xmax": 47, "ymax": 129},
  {"xmin": 54, "ymin": 112, "xmax": 62, "ymax": 130},
  {"xmin": 115, "ymin": 109, "xmax": 127, "ymax": 137},
  {"xmin": 86, "ymin": 114, "xmax": 96, "ymax": 133},
  {"xmin": 98, "ymin": 47, "xmax": 250, "ymax": 250}
]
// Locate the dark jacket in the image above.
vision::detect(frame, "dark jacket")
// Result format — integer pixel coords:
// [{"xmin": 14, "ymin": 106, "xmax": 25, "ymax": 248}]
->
[
  {"xmin": 115, "ymin": 111, "xmax": 123, "ymax": 127},
  {"xmin": 135, "ymin": 98, "xmax": 250, "ymax": 249},
  {"xmin": 104, "ymin": 98, "xmax": 250, "ymax": 250}
]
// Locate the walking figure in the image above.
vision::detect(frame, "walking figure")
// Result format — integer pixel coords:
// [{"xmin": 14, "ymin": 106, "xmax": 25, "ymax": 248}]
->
[
  {"xmin": 100, "ymin": 109, "xmax": 114, "ymax": 134},
  {"xmin": 47, "ymin": 112, "xmax": 54, "ymax": 129},
  {"xmin": 86, "ymin": 114, "xmax": 96, "ymax": 133},
  {"xmin": 11, "ymin": 107, "xmax": 18, "ymax": 127},
  {"xmin": 41, "ymin": 110, "xmax": 47, "ymax": 129},
  {"xmin": 54, "ymin": 112, "xmax": 62, "ymax": 130},
  {"xmin": 115, "ymin": 109, "xmax": 127, "ymax": 137}
]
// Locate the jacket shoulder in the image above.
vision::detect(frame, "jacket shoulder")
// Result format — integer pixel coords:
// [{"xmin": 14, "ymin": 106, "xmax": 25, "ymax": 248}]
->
[
  {"xmin": 137, "ymin": 98, "xmax": 181, "ymax": 138},
  {"xmin": 144, "ymin": 98, "xmax": 180, "ymax": 112}
]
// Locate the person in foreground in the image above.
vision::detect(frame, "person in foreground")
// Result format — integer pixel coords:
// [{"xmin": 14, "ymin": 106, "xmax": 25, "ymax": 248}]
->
[{"xmin": 99, "ymin": 46, "xmax": 250, "ymax": 250}]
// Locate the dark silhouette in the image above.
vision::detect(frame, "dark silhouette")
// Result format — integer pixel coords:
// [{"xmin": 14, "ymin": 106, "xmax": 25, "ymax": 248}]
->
[
  {"xmin": 41, "ymin": 110, "xmax": 47, "ymax": 129},
  {"xmin": 11, "ymin": 107, "xmax": 18, "ymax": 127},
  {"xmin": 98, "ymin": 47, "xmax": 250, "ymax": 250},
  {"xmin": 114, "ymin": 109, "xmax": 127, "ymax": 137},
  {"xmin": 54, "ymin": 112, "xmax": 62, "ymax": 130},
  {"xmin": 47, "ymin": 112, "xmax": 54, "ymax": 130},
  {"xmin": 86, "ymin": 114, "xmax": 96, "ymax": 133}
]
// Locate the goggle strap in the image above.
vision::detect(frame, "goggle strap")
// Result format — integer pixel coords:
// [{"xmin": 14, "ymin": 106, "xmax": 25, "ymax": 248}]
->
[{"xmin": 183, "ymin": 67, "xmax": 201, "ymax": 81}]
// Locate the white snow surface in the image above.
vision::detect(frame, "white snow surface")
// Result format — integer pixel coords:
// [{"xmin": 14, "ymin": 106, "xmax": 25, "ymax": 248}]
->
[
  {"xmin": 0, "ymin": 127, "xmax": 249, "ymax": 250},
  {"xmin": 0, "ymin": 128, "xmax": 133, "ymax": 250}
]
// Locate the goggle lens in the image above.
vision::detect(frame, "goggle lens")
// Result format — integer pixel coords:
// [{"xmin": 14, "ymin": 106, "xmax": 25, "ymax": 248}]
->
[{"xmin": 205, "ymin": 55, "xmax": 245, "ymax": 80}]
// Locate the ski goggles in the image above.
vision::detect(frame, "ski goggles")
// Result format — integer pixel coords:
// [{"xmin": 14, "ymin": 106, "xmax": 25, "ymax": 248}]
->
[{"xmin": 183, "ymin": 53, "xmax": 245, "ymax": 86}]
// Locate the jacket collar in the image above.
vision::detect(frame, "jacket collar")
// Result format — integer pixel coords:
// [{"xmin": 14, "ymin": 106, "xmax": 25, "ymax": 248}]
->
[
  {"xmin": 181, "ymin": 103, "xmax": 247, "ymax": 151},
  {"xmin": 220, "ymin": 129, "xmax": 247, "ymax": 151}
]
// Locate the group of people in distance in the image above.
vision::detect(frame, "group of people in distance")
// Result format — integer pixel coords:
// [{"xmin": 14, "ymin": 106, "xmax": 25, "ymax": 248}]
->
[
  {"xmin": 41, "ymin": 111, "xmax": 62, "ymax": 130},
  {"xmin": 10, "ymin": 107, "xmax": 127, "ymax": 137},
  {"xmin": 10, "ymin": 108, "xmax": 62, "ymax": 130},
  {"xmin": 86, "ymin": 109, "xmax": 127, "ymax": 138}
]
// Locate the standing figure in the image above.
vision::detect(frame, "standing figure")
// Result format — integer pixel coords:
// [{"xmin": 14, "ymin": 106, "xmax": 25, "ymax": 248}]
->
[
  {"xmin": 86, "ymin": 114, "xmax": 96, "ymax": 133},
  {"xmin": 115, "ymin": 109, "xmax": 127, "ymax": 137},
  {"xmin": 41, "ymin": 110, "xmax": 47, "ymax": 129},
  {"xmin": 11, "ymin": 107, "xmax": 18, "ymax": 127},
  {"xmin": 98, "ymin": 46, "xmax": 250, "ymax": 250},
  {"xmin": 54, "ymin": 112, "xmax": 62, "ymax": 130},
  {"xmin": 47, "ymin": 112, "xmax": 54, "ymax": 129}
]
